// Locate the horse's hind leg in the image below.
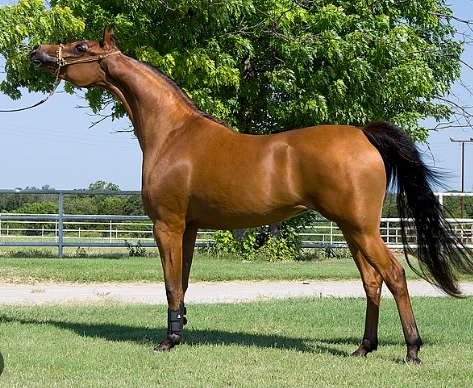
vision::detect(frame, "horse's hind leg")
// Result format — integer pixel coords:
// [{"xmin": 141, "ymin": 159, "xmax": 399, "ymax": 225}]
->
[
  {"xmin": 345, "ymin": 229, "xmax": 423, "ymax": 364},
  {"xmin": 345, "ymin": 236, "xmax": 383, "ymax": 357}
]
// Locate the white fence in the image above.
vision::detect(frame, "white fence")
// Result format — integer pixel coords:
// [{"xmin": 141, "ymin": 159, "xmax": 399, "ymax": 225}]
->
[
  {"xmin": 1, "ymin": 215, "xmax": 472, "ymax": 255},
  {"xmin": 0, "ymin": 190, "xmax": 472, "ymax": 257}
]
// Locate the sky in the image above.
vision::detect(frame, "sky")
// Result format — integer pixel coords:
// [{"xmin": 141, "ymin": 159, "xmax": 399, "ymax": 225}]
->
[{"xmin": 0, "ymin": 0, "xmax": 472, "ymax": 192}]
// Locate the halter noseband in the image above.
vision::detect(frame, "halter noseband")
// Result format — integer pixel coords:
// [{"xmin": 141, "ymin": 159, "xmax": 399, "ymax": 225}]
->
[{"xmin": 55, "ymin": 44, "xmax": 120, "ymax": 75}]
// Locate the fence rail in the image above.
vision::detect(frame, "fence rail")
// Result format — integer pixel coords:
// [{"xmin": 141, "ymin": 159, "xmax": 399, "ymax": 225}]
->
[
  {"xmin": 1, "ymin": 215, "xmax": 472, "ymax": 256},
  {"xmin": 0, "ymin": 189, "xmax": 472, "ymax": 257}
]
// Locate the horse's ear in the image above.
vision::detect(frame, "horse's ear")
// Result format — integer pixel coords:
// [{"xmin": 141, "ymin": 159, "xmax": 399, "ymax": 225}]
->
[{"xmin": 102, "ymin": 26, "xmax": 116, "ymax": 48}]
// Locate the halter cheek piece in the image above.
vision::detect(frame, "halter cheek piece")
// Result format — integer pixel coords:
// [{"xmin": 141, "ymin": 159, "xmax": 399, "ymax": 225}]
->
[{"xmin": 55, "ymin": 43, "xmax": 120, "ymax": 76}]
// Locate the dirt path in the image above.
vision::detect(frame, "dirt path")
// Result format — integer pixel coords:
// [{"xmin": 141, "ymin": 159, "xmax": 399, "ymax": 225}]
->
[{"xmin": 1, "ymin": 280, "xmax": 473, "ymax": 305}]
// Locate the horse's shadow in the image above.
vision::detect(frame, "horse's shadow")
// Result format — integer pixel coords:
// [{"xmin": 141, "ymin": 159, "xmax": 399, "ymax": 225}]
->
[
  {"xmin": 1, "ymin": 313, "xmax": 412, "ymax": 361},
  {"xmin": 1, "ymin": 314, "xmax": 364, "ymax": 357}
]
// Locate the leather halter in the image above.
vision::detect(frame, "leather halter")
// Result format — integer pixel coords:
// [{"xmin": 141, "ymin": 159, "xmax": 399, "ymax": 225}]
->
[{"xmin": 56, "ymin": 44, "xmax": 120, "ymax": 75}]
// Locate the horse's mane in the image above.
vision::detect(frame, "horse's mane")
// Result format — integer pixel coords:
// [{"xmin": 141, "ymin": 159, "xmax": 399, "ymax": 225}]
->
[{"xmin": 139, "ymin": 61, "xmax": 230, "ymax": 129}]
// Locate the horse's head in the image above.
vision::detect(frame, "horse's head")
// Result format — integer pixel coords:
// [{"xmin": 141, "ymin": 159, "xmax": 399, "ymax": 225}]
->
[{"xmin": 30, "ymin": 27, "xmax": 120, "ymax": 87}]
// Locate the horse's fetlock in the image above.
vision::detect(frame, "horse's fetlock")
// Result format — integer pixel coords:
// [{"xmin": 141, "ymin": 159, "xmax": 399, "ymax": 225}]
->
[{"xmin": 352, "ymin": 338, "xmax": 378, "ymax": 357}]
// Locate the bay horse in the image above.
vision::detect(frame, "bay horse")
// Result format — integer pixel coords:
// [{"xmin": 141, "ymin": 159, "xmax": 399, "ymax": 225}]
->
[{"xmin": 30, "ymin": 28, "xmax": 473, "ymax": 364}]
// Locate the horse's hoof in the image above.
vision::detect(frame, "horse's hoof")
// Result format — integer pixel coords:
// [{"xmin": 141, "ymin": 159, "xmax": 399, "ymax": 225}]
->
[
  {"xmin": 352, "ymin": 348, "xmax": 368, "ymax": 357},
  {"xmin": 405, "ymin": 355, "xmax": 422, "ymax": 365},
  {"xmin": 154, "ymin": 333, "xmax": 181, "ymax": 353},
  {"xmin": 352, "ymin": 339, "xmax": 376, "ymax": 357}
]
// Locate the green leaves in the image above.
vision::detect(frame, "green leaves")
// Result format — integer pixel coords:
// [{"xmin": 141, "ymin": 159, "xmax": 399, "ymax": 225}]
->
[{"xmin": 0, "ymin": 0, "xmax": 464, "ymax": 140}]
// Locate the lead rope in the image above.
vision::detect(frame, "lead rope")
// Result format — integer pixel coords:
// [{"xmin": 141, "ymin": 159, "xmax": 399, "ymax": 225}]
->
[{"xmin": 0, "ymin": 79, "xmax": 61, "ymax": 113}]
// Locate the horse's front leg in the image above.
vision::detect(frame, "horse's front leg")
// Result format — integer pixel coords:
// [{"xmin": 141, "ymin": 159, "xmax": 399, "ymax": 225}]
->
[
  {"xmin": 182, "ymin": 226, "xmax": 198, "ymax": 296},
  {"xmin": 153, "ymin": 221, "xmax": 187, "ymax": 352}
]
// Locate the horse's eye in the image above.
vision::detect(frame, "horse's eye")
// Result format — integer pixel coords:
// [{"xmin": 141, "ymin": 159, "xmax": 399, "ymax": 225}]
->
[{"xmin": 76, "ymin": 44, "xmax": 87, "ymax": 53}]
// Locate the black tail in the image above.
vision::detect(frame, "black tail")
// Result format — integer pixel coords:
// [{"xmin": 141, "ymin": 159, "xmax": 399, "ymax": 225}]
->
[{"xmin": 362, "ymin": 121, "xmax": 473, "ymax": 297}]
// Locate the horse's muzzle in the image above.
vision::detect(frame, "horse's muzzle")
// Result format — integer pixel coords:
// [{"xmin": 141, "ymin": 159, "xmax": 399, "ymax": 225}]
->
[{"xmin": 29, "ymin": 46, "xmax": 56, "ymax": 69}]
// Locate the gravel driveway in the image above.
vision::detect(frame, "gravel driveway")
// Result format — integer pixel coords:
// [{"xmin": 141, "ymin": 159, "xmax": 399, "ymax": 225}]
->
[{"xmin": 1, "ymin": 280, "xmax": 473, "ymax": 305}]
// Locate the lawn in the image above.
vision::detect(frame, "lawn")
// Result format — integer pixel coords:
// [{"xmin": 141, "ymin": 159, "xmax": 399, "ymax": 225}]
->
[
  {"xmin": 1, "ymin": 297, "xmax": 473, "ymax": 387},
  {"xmin": 0, "ymin": 252, "xmax": 423, "ymax": 284}
]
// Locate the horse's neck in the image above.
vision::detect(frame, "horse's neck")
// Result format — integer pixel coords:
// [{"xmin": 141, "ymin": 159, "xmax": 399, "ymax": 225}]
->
[{"xmin": 102, "ymin": 55, "xmax": 194, "ymax": 151}]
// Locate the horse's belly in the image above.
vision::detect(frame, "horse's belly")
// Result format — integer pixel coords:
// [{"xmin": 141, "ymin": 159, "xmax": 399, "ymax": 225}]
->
[{"xmin": 187, "ymin": 196, "xmax": 307, "ymax": 229}]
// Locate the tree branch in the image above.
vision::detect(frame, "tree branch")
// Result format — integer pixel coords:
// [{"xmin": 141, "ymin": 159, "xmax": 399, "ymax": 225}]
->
[{"xmin": 432, "ymin": 12, "xmax": 473, "ymax": 26}]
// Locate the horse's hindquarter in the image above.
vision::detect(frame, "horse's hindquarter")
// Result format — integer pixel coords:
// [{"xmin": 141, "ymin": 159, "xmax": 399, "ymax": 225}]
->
[
  {"xmin": 184, "ymin": 123, "xmax": 387, "ymax": 229},
  {"xmin": 281, "ymin": 125, "xmax": 387, "ymax": 223}
]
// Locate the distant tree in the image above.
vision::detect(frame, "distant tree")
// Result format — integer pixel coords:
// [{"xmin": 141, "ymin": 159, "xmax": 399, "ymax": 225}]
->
[
  {"xmin": 442, "ymin": 192, "xmax": 473, "ymax": 219},
  {"xmin": 62, "ymin": 181, "xmax": 123, "ymax": 215},
  {"xmin": 15, "ymin": 201, "xmax": 58, "ymax": 214},
  {"xmin": 0, "ymin": 191, "xmax": 29, "ymax": 212},
  {"xmin": 123, "ymin": 195, "xmax": 145, "ymax": 216},
  {"xmin": 63, "ymin": 195, "xmax": 96, "ymax": 215},
  {"xmin": 0, "ymin": 187, "xmax": 42, "ymax": 212},
  {"xmin": 87, "ymin": 181, "xmax": 120, "ymax": 191},
  {"xmin": 14, "ymin": 201, "xmax": 58, "ymax": 236},
  {"xmin": 382, "ymin": 193, "xmax": 399, "ymax": 218},
  {"xmin": 96, "ymin": 196, "xmax": 125, "ymax": 215}
]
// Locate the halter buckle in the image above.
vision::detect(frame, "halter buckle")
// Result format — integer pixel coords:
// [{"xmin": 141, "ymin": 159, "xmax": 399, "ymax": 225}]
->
[{"xmin": 56, "ymin": 44, "xmax": 67, "ymax": 69}]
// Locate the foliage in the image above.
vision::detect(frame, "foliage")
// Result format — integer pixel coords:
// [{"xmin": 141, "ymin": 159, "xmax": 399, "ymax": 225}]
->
[
  {"xmin": 214, "ymin": 230, "xmax": 238, "ymax": 255},
  {"xmin": 0, "ymin": 0, "xmax": 85, "ymax": 98},
  {"xmin": 442, "ymin": 193, "xmax": 473, "ymax": 219},
  {"xmin": 0, "ymin": 180, "xmax": 146, "ymax": 242},
  {"xmin": 64, "ymin": 180, "xmax": 141, "ymax": 216},
  {"xmin": 125, "ymin": 240, "xmax": 147, "ymax": 257},
  {"xmin": 14, "ymin": 200, "xmax": 58, "ymax": 214},
  {"xmin": 214, "ymin": 221, "xmax": 302, "ymax": 261},
  {"xmin": 0, "ymin": 185, "xmax": 55, "ymax": 212},
  {"xmin": 223, "ymin": 228, "xmax": 300, "ymax": 262},
  {"xmin": 296, "ymin": 247, "xmax": 352, "ymax": 261},
  {"xmin": 0, "ymin": 0, "xmax": 465, "ymax": 140},
  {"xmin": 74, "ymin": 246, "xmax": 88, "ymax": 258},
  {"xmin": 0, "ymin": 181, "xmax": 144, "ymax": 216},
  {"xmin": 382, "ymin": 192, "xmax": 473, "ymax": 218},
  {"xmin": 11, "ymin": 200, "xmax": 58, "ymax": 236}
]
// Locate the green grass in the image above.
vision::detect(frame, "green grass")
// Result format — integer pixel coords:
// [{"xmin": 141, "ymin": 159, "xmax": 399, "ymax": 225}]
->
[
  {"xmin": 1, "ymin": 297, "xmax": 473, "ymax": 387},
  {"xmin": 0, "ymin": 253, "xmax": 429, "ymax": 284}
]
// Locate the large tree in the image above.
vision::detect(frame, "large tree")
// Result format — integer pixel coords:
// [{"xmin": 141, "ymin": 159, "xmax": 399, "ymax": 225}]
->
[{"xmin": 0, "ymin": 0, "xmax": 466, "ymax": 140}]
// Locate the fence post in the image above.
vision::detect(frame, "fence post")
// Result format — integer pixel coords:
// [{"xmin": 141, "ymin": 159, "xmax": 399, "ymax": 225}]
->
[{"xmin": 58, "ymin": 192, "xmax": 64, "ymax": 258}]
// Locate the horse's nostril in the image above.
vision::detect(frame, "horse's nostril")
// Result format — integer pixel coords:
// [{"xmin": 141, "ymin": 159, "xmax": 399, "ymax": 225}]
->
[{"xmin": 29, "ymin": 47, "xmax": 39, "ymax": 59}]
